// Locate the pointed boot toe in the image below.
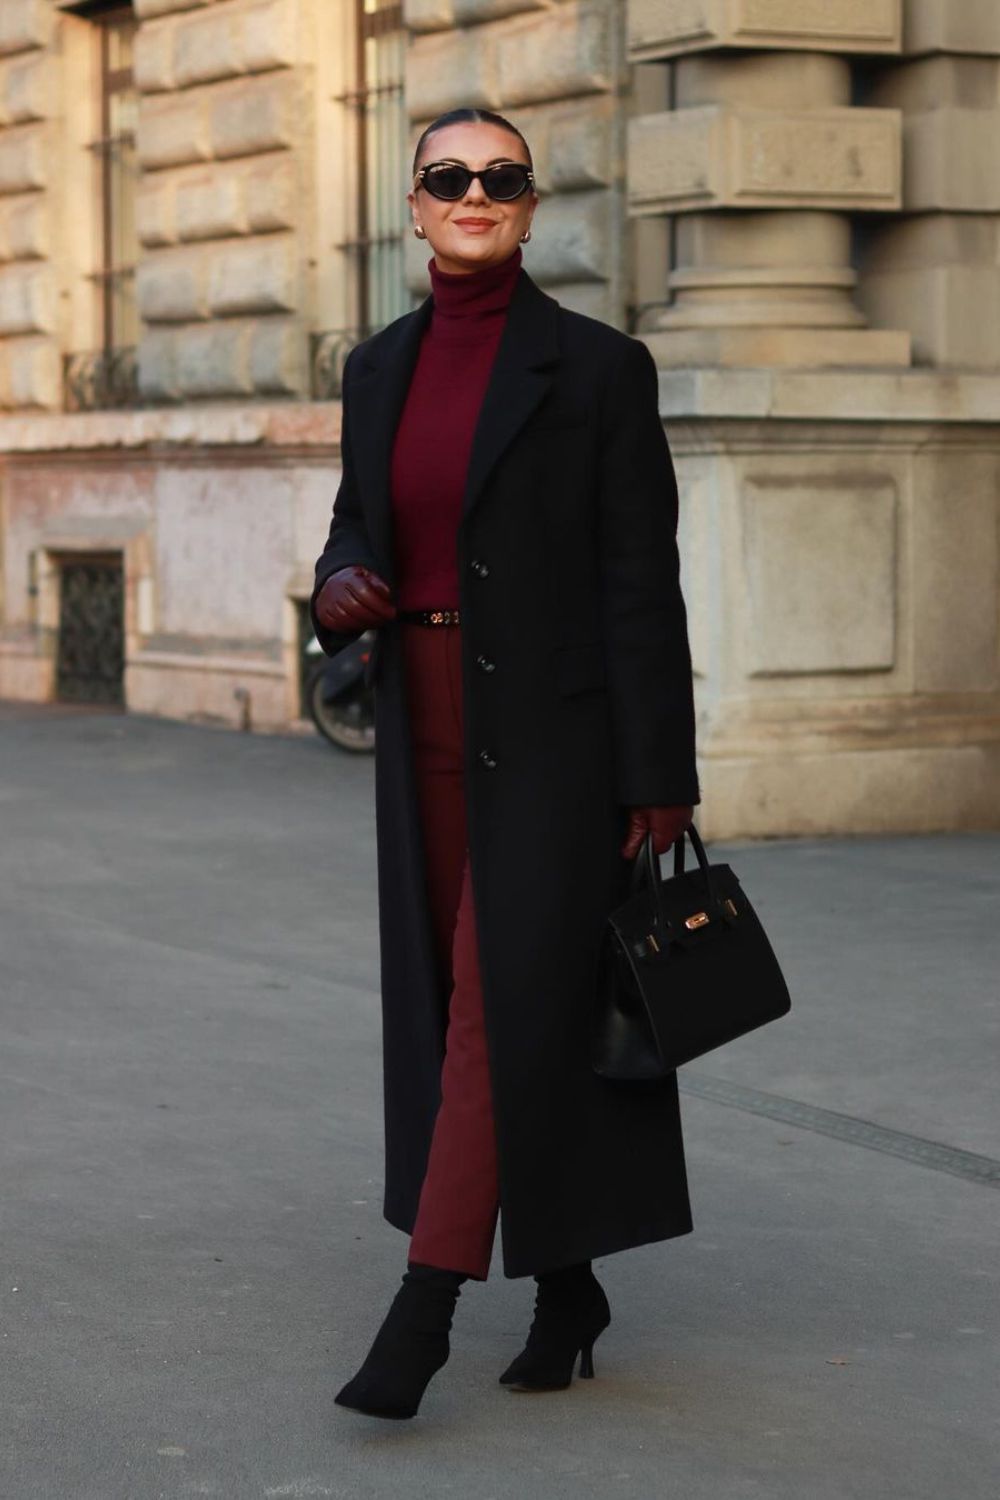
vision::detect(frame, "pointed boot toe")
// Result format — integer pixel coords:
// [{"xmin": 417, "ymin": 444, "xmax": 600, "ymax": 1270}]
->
[{"xmin": 334, "ymin": 1263, "xmax": 465, "ymax": 1420}]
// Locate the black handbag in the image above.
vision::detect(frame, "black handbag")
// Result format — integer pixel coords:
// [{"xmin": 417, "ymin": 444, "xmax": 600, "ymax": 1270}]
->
[{"xmin": 592, "ymin": 824, "xmax": 791, "ymax": 1080}]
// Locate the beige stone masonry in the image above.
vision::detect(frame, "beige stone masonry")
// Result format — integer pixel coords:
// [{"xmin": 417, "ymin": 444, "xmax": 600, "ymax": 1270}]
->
[
  {"xmin": 627, "ymin": 0, "xmax": 901, "ymax": 62},
  {"xmin": 209, "ymin": 71, "xmax": 300, "ymax": 158},
  {"xmin": 140, "ymin": 232, "xmax": 296, "ymax": 323},
  {"xmin": 0, "ymin": 259, "xmax": 54, "ymax": 335},
  {"xmin": 135, "ymin": 0, "xmax": 296, "ymax": 95},
  {"xmin": 138, "ymin": 312, "xmax": 303, "ymax": 400},
  {"xmin": 0, "ymin": 399, "xmax": 339, "ymax": 451},
  {"xmin": 630, "ymin": 49, "xmax": 909, "ymax": 366},
  {"xmin": 655, "ymin": 365, "xmax": 1000, "ymax": 422},
  {"xmin": 0, "ymin": 0, "xmax": 51, "ymax": 58},
  {"xmin": 174, "ymin": 318, "xmax": 255, "ymax": 395},
  {"xmin": 133, "ymin": 19, "xmax": 176, "ymax": 94},
  {"xmin": 137, "ymin": 327, "xmax": 179, "ymax": 398},
  {"xmin": 653, "ymin": 366, "xmax": 1000, "ymax": 837},
  {"xmin": 859, "ymin": 216, "xmax": 1000, "ymax": 368},
  {"xmin": 405, "ymin": 0, "xmax": 455, "ymax": 30},
  {"xmin": 0, "ymin": 51, "xmax": 52, "ymax": 123},
  {"xmin": 248, "ymin": 314, "xmax": 304, "ymax": 393},
  {"xmin": 405, "ymin": 0, "xmax": 550, "ymax": 34},
  {"xmin": 243, "ymin": 155, "xmax": 298, "ymax": 232},
  {"xmin": 135, "ymin": 0, "xmax": 217, "ymax": 18},
  {"xmin": 495, "ymin": 3, "xmax": 612, "ymax": 105},
  {"xmin": 408, "ymin": 0, "xmax": 611, "ymax": 118},
  {"xmin": 206, "ymin": 233, "xmax": 297, "ymax": 315},
  {"xmin": 518, "ymin": 187, "xmax": 615, "ymax": 282},
  {"xmin": 858, "ymin": 25, "xmax": 1000, "ymax": 364},
  {"xmin": 138, "ymin": 71, "xmax": 300, "ymax": 169},
  {"xmin": 176, "ymin": 168, "xmax": 247, "ymax": 240},
  {"xmin": 743, "ymin": 473, "xmax": 897, "ymax": 675},
  {"xmin": 138, "ymin": 154, "xmax": 297, "ymax": 246},
  {"xmin": 0, "ymin": 123, "xmax": 47, "ymax": 194},
  {"xmin": 868, "ymin": 56, "xmax": 1000, "ymax": 213},
  {"xmin": 645, "ymin": 324, "xmax": 911, "ymax": 367},
  {"xmin": 138, "ymin": 245, "xmax": 210, "ymax": 323},
  {"xmin": 628, "ymin": 103, "xmax": 901, "ymax": 214},
  {"xmin": 543, "ymin": 95, "xmax": 615, "ymax": 191},
  {"xmin": 0, "ymin": 193, "xmax": 48, "ymax": 260},
  {"xmin": 137, "ymin": 91, "xmax": 212, "ymax": 169},
  {"xmin": 631, "ymin": 48, "xmax": 903, "ymax": 207},
  {"xmin": 137, "ymin": 178, "xmax": 176, "ymax": 247},
  {"xmin": 241, "ymin": 0, "xmax": 297, "ymax": 72},
  {"xmin": 407, "ymin": 27, "xmax": 502, "ymax": 116},
  {"xmin": 903, "ymin": 0, "xmax": 1000, "ymax": 56},
  {"xmin": 0, "ymin": 331, "xmax": 59, "ymax": 407},
  {"xmin": 175, "ymin": 8, "xmax": 248, "ymax": 87}
]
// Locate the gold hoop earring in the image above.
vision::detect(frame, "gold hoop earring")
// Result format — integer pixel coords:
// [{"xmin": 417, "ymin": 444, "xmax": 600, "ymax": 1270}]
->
[
  {"xmin": 414, "ymin": 225, "xmax": 426, "ymax": 239},
  {"xmin": 520, "ymin": 229, "xmax": 531, "ymax": 243}
]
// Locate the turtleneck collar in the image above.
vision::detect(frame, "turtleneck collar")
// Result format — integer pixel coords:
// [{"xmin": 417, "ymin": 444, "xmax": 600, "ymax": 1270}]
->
[{"xmin": 427, "ymin": 246, "xmax": 523, "ymax": 328}]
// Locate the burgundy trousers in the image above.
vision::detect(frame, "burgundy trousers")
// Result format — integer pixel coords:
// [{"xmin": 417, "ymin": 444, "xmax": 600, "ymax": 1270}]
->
[{"xmin": 401, "ymin": 622, "xmax": 500, "ymax": 1280}]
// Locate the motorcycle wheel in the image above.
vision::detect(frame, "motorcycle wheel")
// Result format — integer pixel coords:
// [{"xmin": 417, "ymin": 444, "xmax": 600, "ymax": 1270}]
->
[{"xmin": 305, "ymin": 662, "xmax": 376, "ymax": 753}]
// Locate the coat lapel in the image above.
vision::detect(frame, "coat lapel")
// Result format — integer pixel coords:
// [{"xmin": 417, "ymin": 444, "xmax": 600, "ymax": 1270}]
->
[
  {"xmin": 348, "ymin": 269, "xmax": 560, "ymax": 579},
  {"xmin": 461, "ymin": 271, "xmax": 559, "ymax": 521}
]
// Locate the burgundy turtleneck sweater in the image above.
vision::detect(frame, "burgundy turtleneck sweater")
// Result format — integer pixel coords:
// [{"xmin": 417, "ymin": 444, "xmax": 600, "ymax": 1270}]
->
[{"xmin": 390, "ymin": 245, "xmax": 523, "ymax": 610}]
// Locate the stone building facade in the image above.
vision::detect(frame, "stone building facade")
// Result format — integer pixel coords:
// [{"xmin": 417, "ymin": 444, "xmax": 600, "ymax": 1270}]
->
[{"xmin": 0, "ymin": 0, "xmax": 998, "ymax": 838}]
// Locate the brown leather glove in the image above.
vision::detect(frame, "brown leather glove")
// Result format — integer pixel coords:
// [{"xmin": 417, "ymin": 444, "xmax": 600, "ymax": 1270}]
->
[
  {"xmin": 620, "ymin": 804, "xmax": 694, "ymax": 860},
  {"xmin": 315, "ymin": 565, "xmax": 397, "ymax": 633}
]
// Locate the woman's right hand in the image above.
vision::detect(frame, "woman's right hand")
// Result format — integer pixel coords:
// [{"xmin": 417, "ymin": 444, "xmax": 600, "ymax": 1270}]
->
[{"xmin": 315, "ymin": 565, "xmax": 397, "ymax": 633}]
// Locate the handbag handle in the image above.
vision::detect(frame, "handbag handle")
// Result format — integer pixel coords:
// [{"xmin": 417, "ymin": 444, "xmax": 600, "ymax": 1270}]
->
[{"xmin": 629, "ymin": 823, "xmax": 721, "ymax": 934}]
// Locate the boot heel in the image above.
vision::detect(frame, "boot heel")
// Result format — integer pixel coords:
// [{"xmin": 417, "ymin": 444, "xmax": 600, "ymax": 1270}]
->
[{"xmin": 578, "ymin": 1342, "xmax": 595, "ymax": 1379}]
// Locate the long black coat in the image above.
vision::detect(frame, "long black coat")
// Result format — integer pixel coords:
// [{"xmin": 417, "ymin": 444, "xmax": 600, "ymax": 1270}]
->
[{"xmin": 311, "ymin": 266, "xmax": 700, "ymax": 1278}]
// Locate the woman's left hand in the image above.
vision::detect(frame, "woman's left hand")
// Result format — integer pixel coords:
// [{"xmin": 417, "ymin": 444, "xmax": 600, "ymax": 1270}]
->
[{"xmin": 620, "ymin": 804, "xmax": 694, "ymax": 860}]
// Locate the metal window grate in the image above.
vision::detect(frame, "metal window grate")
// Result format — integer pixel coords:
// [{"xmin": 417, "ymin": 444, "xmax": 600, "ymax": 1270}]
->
[
  {"xmin": 65, "ymin": 4, "xmax": 140, "ymax": 411},
  {"xmin": 333, "ymin": 0, "xmax": 411, "ymax": 339},
  {"xmin": 56, "ymin": 556, "xmax": 125, "ymax": 706}
]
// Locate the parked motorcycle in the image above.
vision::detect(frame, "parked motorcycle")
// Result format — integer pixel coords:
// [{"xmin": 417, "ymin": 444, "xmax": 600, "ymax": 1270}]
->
[{"xmin": 304, "ymin": 630, "xmax": 375, "ymax": 753}]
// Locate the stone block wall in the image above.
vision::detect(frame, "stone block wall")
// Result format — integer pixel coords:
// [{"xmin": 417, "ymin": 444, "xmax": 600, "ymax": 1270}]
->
[
  {"xmin": 404, "ymin": 0, "xmax": 628, "ymax": 323},
  {"xmin": 133, "ymin": 0, "xmax": 313, "ymax": 401},
  {"xmin": 0, "ymin": 0, "xmax": 58, "ymax": 408},
  {"xmin": 857, "ymin": 4, "xmax": 1000, "ymax": 366}
]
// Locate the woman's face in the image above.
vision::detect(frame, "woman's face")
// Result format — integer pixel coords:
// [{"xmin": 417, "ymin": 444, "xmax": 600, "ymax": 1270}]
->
[{"xmin": 408, "ymin": 121, "xmax": 537, "ymax": 276}]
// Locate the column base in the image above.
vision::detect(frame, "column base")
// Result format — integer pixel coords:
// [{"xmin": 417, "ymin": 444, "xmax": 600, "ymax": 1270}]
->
[{"xmin": 697, "ymin": 737, "xmax": 1000, "ymax": 841}]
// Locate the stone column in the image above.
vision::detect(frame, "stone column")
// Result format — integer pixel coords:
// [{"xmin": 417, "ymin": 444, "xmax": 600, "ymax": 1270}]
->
[
  {"xmin": 626, "ymin": 0, "xmax": 911, "ymax": 366},
  {"xmin": 857, "ymin": 0, "xmax": 1000, "ymax": 366}
]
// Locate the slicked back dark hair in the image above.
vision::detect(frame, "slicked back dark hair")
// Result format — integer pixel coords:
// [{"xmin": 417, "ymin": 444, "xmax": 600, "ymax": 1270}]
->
[{"xmin": 411, "ymin": 107, "xmax": 534, "ymax": 178}]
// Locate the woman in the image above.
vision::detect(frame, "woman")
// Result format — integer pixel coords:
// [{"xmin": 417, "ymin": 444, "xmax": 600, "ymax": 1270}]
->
[{"xmin": 311, "ymin": 107, "xmax": 699, "ymax": 1420}]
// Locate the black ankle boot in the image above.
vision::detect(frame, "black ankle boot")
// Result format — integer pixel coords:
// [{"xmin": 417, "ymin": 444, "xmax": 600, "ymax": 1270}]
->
[
  {"xmin": 334, "ymin": 1262, "xmax": 467, "ymax": 1419},
  {"xmin": 498, "ymin": 1261, "xmax": 611, "ymax": 1391}
]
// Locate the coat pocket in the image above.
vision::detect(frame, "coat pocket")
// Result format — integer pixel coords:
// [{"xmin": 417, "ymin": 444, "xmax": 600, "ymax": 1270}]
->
[{"xmin": 553, "ymin": 641, "xmax": 607, "ymax": 696}]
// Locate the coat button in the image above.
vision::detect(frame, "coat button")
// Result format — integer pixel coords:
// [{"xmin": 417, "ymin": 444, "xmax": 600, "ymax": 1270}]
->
[
  {"xmin": 470, "ymin": 558, "xmax": 490, "ymax": 578},
  {"xmin": 478, "ymin": 749, "xmax": 497, "ymax": 770},
  {"xmin": 476, "ymin": 654, "xmax": 496, "ymax": 674}
]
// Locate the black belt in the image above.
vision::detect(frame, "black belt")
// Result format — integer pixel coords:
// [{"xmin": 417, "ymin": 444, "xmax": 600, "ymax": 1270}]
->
[{"xmin": 398, "ymin": 608, "xmax": 461, "ymax": 626}]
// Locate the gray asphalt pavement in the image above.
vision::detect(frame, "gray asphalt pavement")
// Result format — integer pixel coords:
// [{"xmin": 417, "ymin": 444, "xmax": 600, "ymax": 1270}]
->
[{"xmin": 1, "ymin": 703, "xmax": 998, "ymax": 1500}]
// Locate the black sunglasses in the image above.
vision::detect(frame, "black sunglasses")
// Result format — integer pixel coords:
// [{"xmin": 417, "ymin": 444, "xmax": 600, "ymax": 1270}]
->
[{"xmin": 414, "ymin": 159, "xmax": 535, "ymax": 202}]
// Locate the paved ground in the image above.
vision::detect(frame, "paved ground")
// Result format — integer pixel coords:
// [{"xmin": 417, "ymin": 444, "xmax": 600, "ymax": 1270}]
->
[{"xmin": 1, "ymin": 702, "xmax": 998, "ymax": 1500}]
